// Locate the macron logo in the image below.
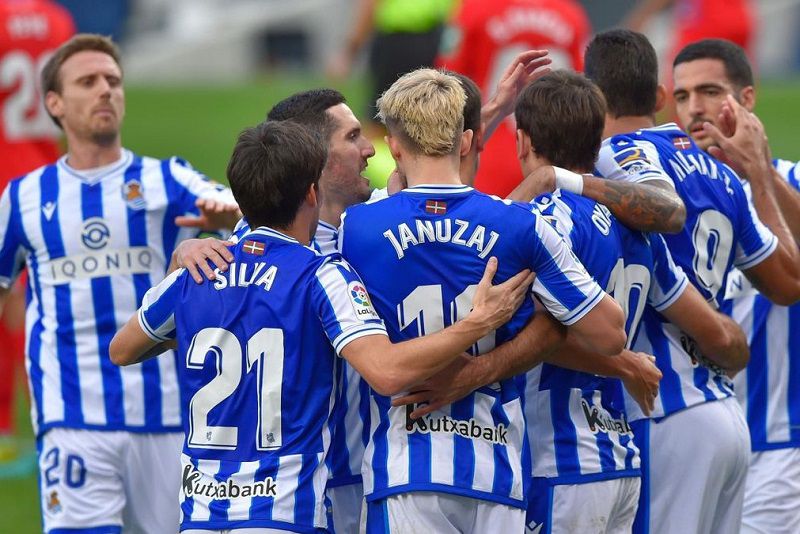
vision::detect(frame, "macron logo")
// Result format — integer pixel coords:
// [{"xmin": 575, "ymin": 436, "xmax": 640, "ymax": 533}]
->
[{"xmin": 42, "ymin": 202, "xmax": 56, "ymax": 221}]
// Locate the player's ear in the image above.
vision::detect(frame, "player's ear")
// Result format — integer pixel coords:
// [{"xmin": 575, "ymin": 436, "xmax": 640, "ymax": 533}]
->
[
  {"xmin": 306, "ymin": 182, "xmax": 319, "ymax": 208},
  {"xmin": 654, "ymin": 84, "xmax": 667, "ymax": 113},
  {"xmin": 45, "ymin": 91, "xmax": 63, "ymax": 122},
  {"xmin": 385, "ymin": 134, "xmax": 403, "ymax": 162},
  {"xmin": 515, "ymin": 129, "xmax": 532, "ymax": 160},
  {"xmin": 739, "ymin": 85, "xmax": 756, "ymax": 111},
  {"xmin": 459, "ymin": 129, "xmax": 474, "ymax": 157}
]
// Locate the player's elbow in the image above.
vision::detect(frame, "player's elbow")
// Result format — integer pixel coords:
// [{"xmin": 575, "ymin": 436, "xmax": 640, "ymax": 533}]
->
[
  {"xmin": 365, "ymin": 371, "xmax": 408, "ymax": 397},
  {"xmin": 664, "ymin": 201, "xmax": 687, "ymax": 234},
  {"xmin": 571, "ymin": 296, "xmax": 626, "ymax": 356},
  {"xmin": 109, "ymin": 335, "xmax": 133, "ymax": 366}
]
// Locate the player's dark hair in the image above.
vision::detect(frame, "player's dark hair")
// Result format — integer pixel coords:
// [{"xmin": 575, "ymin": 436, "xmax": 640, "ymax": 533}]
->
[
  {"xmin": 41, "ymin": 33, "xmax": 123, "ymax": 127},
  {"xmin": 267, "ymin": 89, "xmax": 347, "ymax": 144},
  {"xmin": 674, "ymin": 39, "xmax": 754, "ymax": 90},
  {"xmin": 515, "ymin": 70, "xmax": 606, "ymax": 173},
  {"xmin": 584, "ymin": 29, "xmax": 658, "ymax": 118},
  {"xmin": 442, "ymin": 71, "xmax": 482, "ymax": 134},
  {"xmin": 227, "ymin": 121, "xmax": 327, "ymax": 230}
]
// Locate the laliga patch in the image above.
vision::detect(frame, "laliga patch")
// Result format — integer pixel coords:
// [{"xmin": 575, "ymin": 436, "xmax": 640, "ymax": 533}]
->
[
  {"xmin": 348, "ymin": 281, "xmax": 380, "ymax": 320},
  {"xmin": 613, "ymin": 147, "xmax": 649, "ymax": 171}
]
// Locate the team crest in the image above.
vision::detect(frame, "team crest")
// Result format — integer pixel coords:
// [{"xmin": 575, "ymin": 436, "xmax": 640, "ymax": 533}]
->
[
  {"xmin": 122, "ymin": 180, "xmax": 146, "ymax": 210},
  {"xmin": 347, "ymin": 281, "xmax": 380, "ymax": 320},
  {"xmin": 46, "ymin": 490, "xmax": 62, "ymax": 514}
]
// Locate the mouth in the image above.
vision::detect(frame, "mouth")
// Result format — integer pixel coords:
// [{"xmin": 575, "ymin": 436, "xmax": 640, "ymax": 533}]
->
[{"xmin": 688, "ymin": 119, "xmax": 709, "ymax": 137}]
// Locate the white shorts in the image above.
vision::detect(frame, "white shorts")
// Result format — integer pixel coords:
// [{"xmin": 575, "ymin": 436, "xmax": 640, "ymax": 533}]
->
[
  {"xmin": 39, "ymin": 427, "xmax": 183, "ymax": 533},
  {"xmin": 364, "ymin": 492, "xmax": 525, "ymax": 534},
  {"xmin": 527, "ymin": 476, "xmax": 640, "ymax": 533},
  {"xmin": 632, "ymin": 397, "xmax": 750, "ymax": 534},
  {"xmin": 328, "ymin": 482, "xmax": 364, "ymax": 534},
  {"xmin": 741, "ymin": 447, "xmax": 800, "ymax": 534}
]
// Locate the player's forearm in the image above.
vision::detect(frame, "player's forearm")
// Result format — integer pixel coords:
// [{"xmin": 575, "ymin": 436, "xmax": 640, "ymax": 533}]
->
[
  {"xmin": 581, "ymin": 176, "xmax": 686, "ymax": 233},
  {"xmin": 0, "ymin": 286, "xmax": 9, "ymax": 318},
  {"xmin": 467, "ymin": 311, "xmax": 566, "ymax": 386},
  {"xmin": 543, "ymin": 334, "xmax": 632, "ymax": 379},
  {"xmin": 480, "ymin": 97, "xmax": 506, "ymax": 143},
  {"xmin": 110, "ymin": 315, "xmax": 162, "ymax": 366},
  {"xmin": 694, "ymin": 313, "xmax": 749, "ymax": 375}
]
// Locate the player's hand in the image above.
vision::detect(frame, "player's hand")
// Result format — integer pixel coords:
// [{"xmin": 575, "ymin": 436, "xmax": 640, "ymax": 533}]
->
[
  {"xmin": 387, "ymin": 167, "xmax": 407, "ymax": 195},
  {"xmin": 703, "ymin": 95, "xmax": 772, "ymax": 182},
  {"xmin": 507, "ymin": 165, "xmax": 557, "ymax": 202},
  {"xmin": 174, "ymin": 198, "xmax": 242, "ymax": 231},
  {"xmin": 489, "ymin": 50, "xmax": 552, "ymax": 119},
  {"xmin": 619, "ymin": 350, "xmax": 662, "ymax": 416},
  {"xmin": 468, "ymin": 257, "xmax": 535, "ymax": 332},
  {"xmin": 391, "ymin": 353, "xmax": 478, "ymax": 418},
  {"xmin": 172, "ymin": 238, "xmax": 234, "ymax": 283}
]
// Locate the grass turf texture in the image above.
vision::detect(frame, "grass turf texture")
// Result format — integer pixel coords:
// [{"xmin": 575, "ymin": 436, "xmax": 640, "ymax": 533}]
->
[{"xmin": 0, "ymin": 76, "xmax": 797, "ymax": 533}]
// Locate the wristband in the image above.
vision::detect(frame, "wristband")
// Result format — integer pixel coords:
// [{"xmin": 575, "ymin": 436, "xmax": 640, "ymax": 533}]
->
[{"xmin": 553, "ymin": 166, "xmax": 584, "ymax": 195}]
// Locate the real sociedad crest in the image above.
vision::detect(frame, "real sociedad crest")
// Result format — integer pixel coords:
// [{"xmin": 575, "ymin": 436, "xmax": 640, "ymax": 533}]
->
[{"xmin": 122, "ymin": 180, "xmax": 146, "ymax": 210}]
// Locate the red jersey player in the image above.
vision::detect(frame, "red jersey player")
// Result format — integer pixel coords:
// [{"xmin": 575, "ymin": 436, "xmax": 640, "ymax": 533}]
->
[
  {"xmin": 438, "ymin": 0, "xmax": 590, "ymax": 197},
  {"xmin": 0, "ymin": 0, "xmax": 73, "ymax": 456}
]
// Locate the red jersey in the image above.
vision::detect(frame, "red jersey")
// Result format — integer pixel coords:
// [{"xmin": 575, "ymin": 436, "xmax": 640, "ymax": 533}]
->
[
  {"xmin": 0, "ymin": 0, "xmax": 74, "ymax": 187},
  {"xmin": 438, "ymin": 0, "xmax": 590, "ymax": 197},
  {"xmin": 674, "ymin": 0, "xmax": 754, "ymax": 55}
]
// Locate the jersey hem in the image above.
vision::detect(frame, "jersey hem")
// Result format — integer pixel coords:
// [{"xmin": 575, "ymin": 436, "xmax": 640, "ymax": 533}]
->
[
  {"xmin": 532, "ymin": 468, "xmax": 641, "ymax": 486},
  {"xmin": 643, "ymin": 392, "xmax": 734, "ymax": 423},
  {"xmin": 560, "ymin": 286, "xmax": 605, "ymax": 326},
  {"xmin": 365, "ymin": 483, "xmax": 525, "ymax": 509},
  {"xmin": 327, "ymin": 474, "xmax": 363, "ymax": 488},
  {"xmin": 180, "ymin": 519, "xmax": 321, "ymax": 533}
]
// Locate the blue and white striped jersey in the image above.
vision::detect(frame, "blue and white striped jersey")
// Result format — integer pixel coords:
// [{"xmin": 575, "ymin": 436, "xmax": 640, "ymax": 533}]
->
[
  {"xmin": 726, "ymin": 159, "xmax": 800, "ymax": 451},
  {"xmin": 339, "ymin": 184, "xmax": 605, "ymax": 509},
  {"xmin": 138, "ymin": 226, "xmax": 387, "ymax": 531},
  {"xmin": 596, "ymin": 124, "xmax": 778, "ymax": 421},
  {"xmin": 0, "ymin": 150, "xmax": 233, "ymax": 435},
  {"xmin": 526, "ymin": 190, "xmax": 688, "ymax": 482}
]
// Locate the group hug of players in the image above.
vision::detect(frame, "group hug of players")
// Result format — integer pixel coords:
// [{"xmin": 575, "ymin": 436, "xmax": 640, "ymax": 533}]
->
[
  {"xmin": 115, "ymin": 27, "xmax": 800, "ymax": 534},
  {"xmin": 3, "ymin": 19, "xmax": 799, "ymax": 534}
]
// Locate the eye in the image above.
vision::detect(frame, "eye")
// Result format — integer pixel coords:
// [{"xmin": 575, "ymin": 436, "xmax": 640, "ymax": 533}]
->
[{"xmin": 673, "ymin": 93, "xmax": 687, "ymax": 103}]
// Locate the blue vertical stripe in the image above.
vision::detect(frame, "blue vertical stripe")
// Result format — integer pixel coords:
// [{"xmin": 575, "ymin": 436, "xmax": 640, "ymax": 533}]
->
[
  {"xmin": 452, "ymin": 397, "xmax": 475, "ymax": 491},
  {"xmin": 81, "ymin": 181, "xmax": 124, "ymax": 426},
  {"xmin": 692, "ymin": 366, "xmax": 716, "ymax": 402},
  {"xmin": 787, "ymin": 303, "xmax": 800, "ymax": 443},
  {"xmin": 746, "ymin": 296, "xmax": 771, "ymax": 446},
  {"xmin": 294, "ymin": 453, "xmax": 319, "ymax": 525},
  {"xmin": 590, "ymin": 391, "xmax": 617, "ymax": 473},
  {"xmin": 123, "ymin": 158, "xmax": 163, "ymax": 427},
  {"xmin": 372, "ymin": 400, "xmax": 390, "ymax": 494},
  {"xmin": 39, "ymin": 166, "xmax": 82, "ymax": 425},
  {"xmin": 408, "ymin": 417, "xmax": 431, "ymax": 486},
  {"xmin": 489, "ymin": 395, "xmax": 512, "ymax": 498},
  {"xmin": 207, "ymin": 461, "xmax": 239, "ymax": 523},
  {"xmin": 551, "ymin": 387, "xmax": 579, "ymax": 475},
  {"xmin": 248, "ymin": 455, "xmax": 280, "ymax": 522}
]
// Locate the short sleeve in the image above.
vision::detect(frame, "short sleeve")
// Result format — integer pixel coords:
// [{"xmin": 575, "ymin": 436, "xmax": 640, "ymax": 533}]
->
[
  {"xmin": 167, "ymin": 157, "xmax": 237, "ymax": 214},
  {"xmin": 595, "ymin": 137, "xmax": 674, "ymax": 187},
  {"xmin": 732, "ymin": 182, "xmax": 778, "ymax": 271},
  {"xmin": 312, "ymin": 257, "xmax": 387, "ymax": 355},
  {"xmin": 529, "ymin": 213, "xmax": 605, "ymax": 325},
  {"xmin": 647, "ymin": 234, "xmax": 689, "ymax": 311},
  {"xmin": 137, "ymin": 268, "xmax": 186, "ymax": 342},
  {"xmin": 0, "ymin": 184, "xmax": 25, "ymax": 289}
]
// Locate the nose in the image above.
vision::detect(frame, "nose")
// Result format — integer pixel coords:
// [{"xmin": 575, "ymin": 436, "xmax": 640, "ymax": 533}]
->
[
  {"xmin": 362, "ymin": 137, "xmax": 376, "ymax": 158},
  {"xmin": 688, "ymin": 92, "xmax": 704, "ymax": 117}
]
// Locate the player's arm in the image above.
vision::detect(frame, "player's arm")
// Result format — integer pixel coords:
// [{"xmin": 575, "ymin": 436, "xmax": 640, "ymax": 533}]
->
[
  {"xmin": 327, "ymin": 0, "xmax": 376, "ymax": 78},
  {"xmin": 771, "ymin": 168, "xmax": 800, "ymax": 242},
  {"xmin": 508, "ymin": 166, "xmax": 686, "ymax": 234},
  {"xmin": 659, "ymin": 284, "xmax": 749, "ymax": 375},
  {"xmin": 705, "ymin": 96, "xmax": 800, "ymax": 305},
  {"xmin": 480, "ymin": 50, "xmax": 552, "ymax": 142},
  {"xmin": 110, "ymin": 269, "xmax": 184, "ymax": 366},
  {"xmin": 167, "ymin": 158, "xmax": 241, "ymax": 231},
  {"xmin": 341, "ymin": 258, "xmax": 534, "ymax": 396}
]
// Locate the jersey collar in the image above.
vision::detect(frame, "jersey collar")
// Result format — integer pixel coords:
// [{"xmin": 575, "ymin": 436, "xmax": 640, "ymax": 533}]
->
[
  {"xmin": 248, "ymin": 227, "xmax": 301, "ymax": 244},
  {"xmin": 401, "ymin": 184, "xmax": 473, "ymax": 195}
]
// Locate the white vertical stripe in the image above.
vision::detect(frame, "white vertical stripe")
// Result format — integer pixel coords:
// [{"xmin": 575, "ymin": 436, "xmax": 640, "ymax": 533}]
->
[
  {"xmin": 312, "ymin": 452, "xmax": 329, "ymax": 528},
  {"xmin": 469, "ymin": 394, "xmax": 496, "ymax": 492},
  {"xmin": 505, "ymin": 397, "xmax": 526, "ymax": 500},
  {"xmin": 731, "ymin": 294, "xmax": 753, "ymax": 417},
  {"xmin": 188, "ymin": 458, "xmax": 218, "ymax": 522},
  {"xmin": 272, "ymin": 454, "xmax": 301, "ymax": 523},
  {"xmin": 343, "ymin": 364, "xmax": 365, "ymax": 475},
  {"xmin": 362, "ymin": 398, "xmax": 380, "ymax": 495},
  {"xmin": 526, "ymin": 368, "xmax": 558, "ymax": 478},
  {"xmin": 158, "ymin": 351, "xmax": 182, "ymax": 426},
  {"xmin": 429, "ymin": 404, "xmax": 455, "ymax": 486},
  {"xmin": 766, "ymin": 306, "xmax": 791, "ymax": 443},
  {"xmin": 386, "ymin": 405, "xmax": 410, "ymax": 488},
  {"xmin": 226, "ymin": 461, "xmax": 254, "ymax": 521},
  {"xmin": 569, "ymin": 389, "xmax": 599, "ymax": 475}
]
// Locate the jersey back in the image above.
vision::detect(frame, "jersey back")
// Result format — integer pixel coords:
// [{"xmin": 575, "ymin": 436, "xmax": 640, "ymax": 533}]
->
[
  {"xmin": 596, "ymin": 123, "xmax": 777, "ymax": 419},
  {"xmin": 138, "ymin": 227, "xmax": 386, "ymax": 530},
  {"xmin": 527, "ymin": 190, "xmax": 686, "ymax": 480},
  {"xmin": 340, "ymin": 184, "xmax": 604, "ymax": 508},
  {"xmin": 0, "ymin": 0, "xmax": 74, "ymax": 185},
  {"xmin": 437, "ymin": 0, "xmax": 590, "ymax": 197}
]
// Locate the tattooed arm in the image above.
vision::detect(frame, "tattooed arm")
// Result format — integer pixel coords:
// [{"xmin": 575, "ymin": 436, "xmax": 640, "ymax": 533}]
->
[{"xmin": 508, "ymin": 167, "xmax": 686, "ymax": 233}]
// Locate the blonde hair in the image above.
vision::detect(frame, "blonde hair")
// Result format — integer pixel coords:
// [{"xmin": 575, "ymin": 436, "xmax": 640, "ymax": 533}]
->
[{"xmin": 376, "ymin": 68, "xmax": 466, "ymax": 156}]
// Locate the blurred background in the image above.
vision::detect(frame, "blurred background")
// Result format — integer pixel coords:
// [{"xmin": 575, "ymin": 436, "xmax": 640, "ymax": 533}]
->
[{"xmin": 2, "ymin": 1, "xmax": 800, "ymax": 531}]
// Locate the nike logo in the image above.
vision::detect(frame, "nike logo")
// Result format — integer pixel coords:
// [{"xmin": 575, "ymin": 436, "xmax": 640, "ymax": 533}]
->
[{"xmin": 42, "ymin": 202, "xmax": 56, "ymax": 221}]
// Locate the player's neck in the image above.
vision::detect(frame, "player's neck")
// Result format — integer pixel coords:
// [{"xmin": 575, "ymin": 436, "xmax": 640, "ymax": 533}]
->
[
  {"xmin": 318, "ymin": 202, "xmax": 344, "ymax": 228},
  {"xmin": 603, "ymin": 114, "xmax": 656, "ymax": 139},
  {"xmin": 403, "ymin": 155, "xmax": 462, "ymax": 188},
  {"xmin": 65, "ymin": 137, "xmax": 124, "ymax": 170}
]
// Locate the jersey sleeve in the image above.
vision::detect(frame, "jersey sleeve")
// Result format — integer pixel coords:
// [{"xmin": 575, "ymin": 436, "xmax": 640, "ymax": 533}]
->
[
  {"xmin": 774, "ymin": 158, "xmax": 800, "ymax": 191},
  {"xmin": 312, "ymin": 257, "xmax": 388, "ymax": 356},
  {"xmin": 529, "ymin": 212, "xmax": 605, "ymax": 325},
  {"xmin": 137, "ymin": 268, "xmax": 186, "ymax": 342},
  {"xmin": 228, "ymin": 217, "xmax": 250, "ymax": 245},
  {"xmin": 732, "ymin": 183, "xmax": 778, "ymax": 271},
  {"xmin": 647, "ymin": 233, "xmax": 689, "ymax": 311},
  {"xmin": 595, "ymin": 137, "xmax": 674, "ymax": 187},
  {"xmin": 0, "ymin": 184, "xmax": 25, "ymax": 289},
  {"xmin": 167, "ymin": 157, "xmax": 237, "ymax": 214}
]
